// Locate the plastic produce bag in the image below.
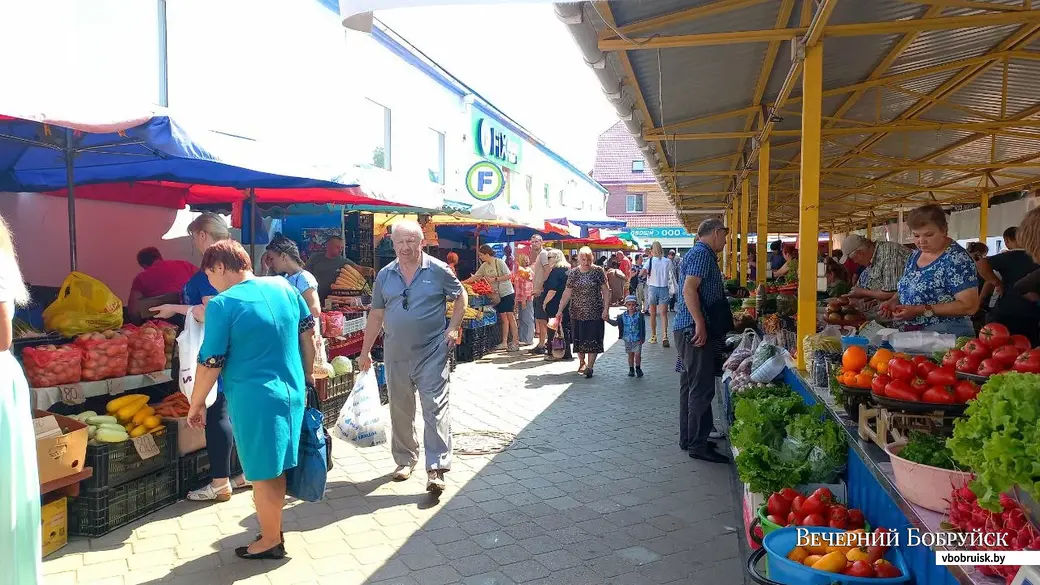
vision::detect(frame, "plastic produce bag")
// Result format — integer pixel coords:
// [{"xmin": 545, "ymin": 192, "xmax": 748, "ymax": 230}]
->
[
  {"xmin": 74, "ymin": 334, "xmax": 129, "ymax": 381},
  {"xmin": 42, "ymin": 271, "xmax": 124, "ymax": 336},
  {"xmin": 322, "ymin": 311, "xmax": 345, "ymax": 338},
  {"xmin": 124, "ymin": 325, "xmax": 166, "ymax": 375},
  {"xmin": 22, "ymin": 345, "xmax": 83, "ymax": 388},
  {"xmin": 176, "ymin": 310, "xmax": 216, "ymax": 407},
  {"xmin": 337, "ymin": 369, "xmax": 387, "ymax": 447}
]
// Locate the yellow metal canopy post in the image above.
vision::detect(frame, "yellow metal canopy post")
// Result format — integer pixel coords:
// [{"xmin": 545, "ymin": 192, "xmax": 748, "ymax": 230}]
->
[
  {"xmin": 740, "ymin": 177, "xmax": 750, "ymax": 287},
  {"xmin": 797, "ymin": 40, "xmax": 823, "ymax": 371},
  {"xmin": 725, "ymin": 204, "xmax": 735, "ymax": 278},
  {"xmin": 757, "ymin": 140, "xmax": 769, "ymax": 285},
  {"xmin": 979, "ymin": 191, "xmax": 990, "ymax": 242}
]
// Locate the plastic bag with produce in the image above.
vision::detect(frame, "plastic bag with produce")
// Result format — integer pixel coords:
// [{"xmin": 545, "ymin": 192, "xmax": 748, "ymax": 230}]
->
[
  {"xmin": 42, "ymin": 271, "xmax": 124, "ymax": 336},
  {"xmin": 74, "ymin": 332, "xmax": 129, "ymax": 381},
  {"xmin": 22, "ymin": 344, "xmax": 83, "ymax": 388},
  {"xmin": 124, "ymin": 325, "xmax": 167, "ymax": 375},
  {"xmin": 322, "ymin": 311, "xmax": 345, "ymax": 338}
]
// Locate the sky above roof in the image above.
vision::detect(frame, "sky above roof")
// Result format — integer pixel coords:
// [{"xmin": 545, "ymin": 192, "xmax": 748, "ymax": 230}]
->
[{"xmin": 378, "ymin": 3, "xmax": 619, "ymax": 172}]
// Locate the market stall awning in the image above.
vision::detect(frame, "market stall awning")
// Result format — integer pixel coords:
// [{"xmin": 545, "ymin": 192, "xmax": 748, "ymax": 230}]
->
[
  {"xmin": 553, "ymin": 235, "xmax": 638, "ymax": 251},
  {"xmin": 545, "ymin": 209, "xmax": 627, "ymax": 231}
]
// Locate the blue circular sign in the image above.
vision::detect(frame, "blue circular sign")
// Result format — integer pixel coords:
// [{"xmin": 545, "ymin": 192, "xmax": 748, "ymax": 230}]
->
[{"xmin": 466, "ymin": 161, "xmax": 505, "ymax": 201}]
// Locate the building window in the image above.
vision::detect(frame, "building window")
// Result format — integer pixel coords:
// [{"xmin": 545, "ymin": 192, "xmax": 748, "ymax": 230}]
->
[
  {"xmin": 428, "ymin": 128, "xmax": 445, "ymax": 184},
  {"xmin": 358, "ymin": 98, "xmax": 391, "ymax": 170},
  {"xmin": 632, "ymin": 159, "xmax": 645, "ymax": 173},
  {"xmin": 559, "ymin": 189, "xmax": 566, "ymax": 207},
  {"xmin": 627, "ymin": 193, "xmax": 645, "ymax": 213}
]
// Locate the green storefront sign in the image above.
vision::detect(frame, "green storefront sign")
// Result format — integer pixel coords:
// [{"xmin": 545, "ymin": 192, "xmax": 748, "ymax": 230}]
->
[{"xmin": 472, "ymin": 110, "xmax": 522, "ymax": 170}]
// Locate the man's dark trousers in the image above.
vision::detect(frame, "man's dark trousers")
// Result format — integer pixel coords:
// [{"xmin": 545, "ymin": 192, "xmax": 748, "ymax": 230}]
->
[{"xmin": 677, "ymin": 327, "xmax": 716, "ymax": 452}]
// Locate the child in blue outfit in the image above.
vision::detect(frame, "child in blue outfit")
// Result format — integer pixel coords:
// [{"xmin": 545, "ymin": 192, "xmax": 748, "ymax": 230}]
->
[{"xmin": 608, "ymin": 295, "xmax": 647, "ymax": 377}]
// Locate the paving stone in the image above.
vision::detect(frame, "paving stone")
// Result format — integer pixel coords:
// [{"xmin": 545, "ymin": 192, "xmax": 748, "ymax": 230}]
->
[
  {"xmin": 449, "ymin": 553, "xmax": 498, "ymax": 577},
  {"xmin": 500, "ymin": 559, "xmax": 551, "ymax": 583},
  {"xmin": 463, "ymin": 570, "xmax": 516, "ymax": 585}
]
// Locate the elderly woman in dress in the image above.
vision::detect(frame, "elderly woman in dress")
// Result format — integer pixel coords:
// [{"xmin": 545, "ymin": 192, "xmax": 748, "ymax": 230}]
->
[
  {"xmin": 556, "ymin": 246, "xmax": 611, "ymax": 379},
  {"xmin": 886, "ymin": 204, "xmax": 979, "ymax": 336},
  {"xmin": 513, "ymin": 253, "xmax": 535, "ymax": 346},
  {"xmin": 187, "ymin": 240, "xmax": 317, "ymax": 560}
]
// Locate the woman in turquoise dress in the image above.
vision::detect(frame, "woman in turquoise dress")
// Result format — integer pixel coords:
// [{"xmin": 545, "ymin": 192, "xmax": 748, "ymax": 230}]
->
[
  {"xmin": 0, "ymin": 213, "xmax": 40, "ymax": 584},
  {"xmin": 186, "ymin": 240, "xmax": 317, "ymax": 561}
]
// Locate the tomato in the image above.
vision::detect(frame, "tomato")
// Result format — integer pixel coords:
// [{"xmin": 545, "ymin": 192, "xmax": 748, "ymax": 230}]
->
[
  {"xmin": 871, "ymin": 374, "xmax": 891, "ymax": 396},
  {"xmin": 854, "ymin": 371, "xmax": 873, "ymax": 389},
  {"xmin": 869, "ymin": 349, "xmax": 893, "ymax": 371},
  {"xmin": 910, "ymin": 377, "xmax": 930, "ymax": 395},
  {"xmin": 922, "ymin": 386, "xmax": 957, "ymax": 404},
  {"xmin": 801, "ymin": 495, "xmax": 825, "ymax": 516},
  {"xmin": 1012, "ymin": 352, "xmax": 1040, "ymax": 374},
  {"xmin": 977, "ymin": 358, "xmax": 1004, "ymax": 377},
  {"xmin": 1009, "ymin": 334, "xmax": 1032, "ymax": 353},
  {"xmin": 811, "ymin": 487, "xmax": 835, "ymax": 505},
  {"xmin": 767, "ymin": 514, "xmax": 783, "ymax": 525},
  {"xmin": 887, "ymin": 357, "xmax": 915, "ymax": 382},
  {"xmin": 828, "ymin": 504, "xmax": 848, "ymax": 521},
  {"xmin": 768, "ymin": 494, "xmax": 791, "ymax": 518},
  {"xmin": 992, "ymin": 344, "xmax": 1022, "ymax": 366},
  {"xmin": 916, "ymin": 360, "xmax": 939, "ymax": 379},
  {"xmin": 847, "ymin": 509, "xmax": 865, "ymax": 529},
  {"xmin": 963, "ymin": 339, "xmax": 990, "ymax": 360},
  {"xmin": 874, "ymin": 560, "xmax": 902, "ymax": 578},
  {"xmin": 828, "ymin": 517, "xmax": 848, "ymax": 529},
  {"xmin": 979, "ymin": 323, "xmax": 1011, "ymax": 349},
  {"xmin": 787, "ymin": 511, "xmax": 799, "ymax": 525},
  {"xmin": 942, "ymin": 349, "xmax": 966, "ymax": 369},
  {"xmin": 791, "ymin": 496, "xmax": 806, "ymax": 515},
  {"xmin": 925, "ymin": 367, "xmax": 957, "ymax": 387},
  {"xmin": 801, "ymin": 513, "xmax": 825, "ymax": 527},
  {"xmin": 885, "ymin": 380, "xmax": 918, "ymax": 402},
  {"xmin": 954, "ymin": 380, "xmax": 980, "ymax": 403},
  {"xmin": 956, "ymin": 355, "xmax": 981, "ymax": 373},
  {"xmin": 842, "ymin": 346, "xmax": 868, "ymax": 372},
  {"xmin": 778, "ymin": 488, "xmax": 801, "ymax": 502},
  {"xmin": 846, "ymin": 560, "xmax": 876, "ymax": 578}
]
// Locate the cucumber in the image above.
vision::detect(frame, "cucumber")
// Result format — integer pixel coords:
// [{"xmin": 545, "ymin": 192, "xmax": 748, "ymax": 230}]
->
[
  {"xmin": 95, "ymin": 428, "xmax": 129, "ymax": 443},
  {"xmin": 73, "ymin": 411, "xmax": 98, "ymax": 422},
  {"xmin": 86, "ymin": 415, "xmax": 118, "ymax": 426},
  {"xmin": 95, "ymin": 423, "xmax": 128, "ymax": 433}
]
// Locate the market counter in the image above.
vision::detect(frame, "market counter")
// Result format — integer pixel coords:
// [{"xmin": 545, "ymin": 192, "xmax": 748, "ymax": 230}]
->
[{"xmin": 782, "ymin": 368, "xmax": 996, "ymax": 585}]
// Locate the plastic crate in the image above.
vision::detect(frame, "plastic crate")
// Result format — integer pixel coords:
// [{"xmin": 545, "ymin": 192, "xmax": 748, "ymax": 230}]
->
[
  {"xmin": 81, "ymin": 425, "xmax": 178, "ymax": 492},
  {"xmin": 320, "ymin": 393, "xmax": 350, "ymax": 429},
  {"xmin": 316, "ymin": 372, "xmax": 354, "ymax": 402},
  {"xmin": 456, "ymin": 342, "xmax": 477, "ymax": 363},
  {"xmin": 178, "ymin": 448, "xmax": 211, "ymax": 496},
  {"xmin": 343, "ymin": 315, "xmax": 367, "ymax": 335},
  {"xmin": 69, "ymin": 464, "xmax": 179, "ymax": 537}
]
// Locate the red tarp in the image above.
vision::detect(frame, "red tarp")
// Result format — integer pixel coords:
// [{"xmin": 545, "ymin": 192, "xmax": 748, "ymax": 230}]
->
[{"xmin": 554, "ymin": 236, "xmax": 631, "ymax": 248}]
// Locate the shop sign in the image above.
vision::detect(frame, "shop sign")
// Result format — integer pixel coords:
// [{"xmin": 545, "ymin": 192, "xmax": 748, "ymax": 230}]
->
[
  {"xmin": 472, "ymin": 113, "xmax": 522, "ymax": 168},
  {"xmin": 629, "ymin": 226, "xmax": 694, "ymax": 240},
  {"xmin": 466, "ymin": 161, "xmax": 505, "ymax": 201}
]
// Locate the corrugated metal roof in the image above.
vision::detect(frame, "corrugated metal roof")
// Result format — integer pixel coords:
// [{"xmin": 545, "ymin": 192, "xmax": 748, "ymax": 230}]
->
[{"xmin": 568, "ymin": 0, "xmax": 1040, "ymax": 230}]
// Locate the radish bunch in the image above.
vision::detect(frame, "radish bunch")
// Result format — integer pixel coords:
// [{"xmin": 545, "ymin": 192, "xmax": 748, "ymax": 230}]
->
[{"xmin": 948, "ymin": 486, "xmax": 1040, "ymax": 584}]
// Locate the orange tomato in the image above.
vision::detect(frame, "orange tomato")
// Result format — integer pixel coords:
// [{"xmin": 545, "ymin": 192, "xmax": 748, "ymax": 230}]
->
[
  {"xmin": 843, "ymin": 346, "xmax": 868, "ymax": 372},
  {"xmin": 870, "ymin": 349, "xmax": 894, "ymax": 370},
  {"xmin": 874, "ymin": 360, "xmax": 890, "ymax": 375},
  {"xmin": 855, "ymin": 372, "xmax": 873, "ymax": 389}
]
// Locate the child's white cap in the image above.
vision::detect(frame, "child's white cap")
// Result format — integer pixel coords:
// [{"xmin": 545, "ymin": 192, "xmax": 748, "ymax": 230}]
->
[{"xmin": 624, "ymin": 295, "xmax": 638, "ymax": 305}]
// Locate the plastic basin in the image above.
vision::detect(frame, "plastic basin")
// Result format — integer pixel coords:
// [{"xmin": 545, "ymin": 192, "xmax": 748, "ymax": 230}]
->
[
  {"xmin": 886, "ymin": 442, "xmax": 972, "ymax": 513},
  {"xmin": 753, "ymin": 526, "xmax": 911, "ymax": 585}
]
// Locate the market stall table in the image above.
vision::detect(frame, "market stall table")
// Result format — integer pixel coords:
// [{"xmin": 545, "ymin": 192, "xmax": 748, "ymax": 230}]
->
[{"xmin": 32, "ymin": 370, "xmax": 172, "ymax": 411}]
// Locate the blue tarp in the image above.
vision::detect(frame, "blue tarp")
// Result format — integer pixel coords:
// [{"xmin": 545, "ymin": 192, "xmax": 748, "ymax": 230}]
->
[
  {"xmin": 0, "ymin": 114, "xmax": 357, "ymax": 192},
  {"xmin": 435, "ymin": 225, "xmax": 569, "ymax": 244}
]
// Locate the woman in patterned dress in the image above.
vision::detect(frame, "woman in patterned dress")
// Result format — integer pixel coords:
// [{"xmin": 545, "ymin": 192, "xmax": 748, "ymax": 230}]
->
[
  {"xmin": 889, "ymin": 205, "xmax": 979, "ymax": 336},
  {"xmin": 556, "ymin": 246, "xmax": 611, "ymax": 378}
]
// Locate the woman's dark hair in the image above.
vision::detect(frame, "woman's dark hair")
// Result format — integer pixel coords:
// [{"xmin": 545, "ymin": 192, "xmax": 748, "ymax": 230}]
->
[
  {"xmin": 478, "ymin": 244, "xmax": 495, "ymax": 257},
  {"xmin": 202, "ymin": 239, "xmax": 252, "ymax": 273},
  {"xmin": 265, "ymin": 233, "xmax": 303, "ymax": 265},
  {"xmin": 907, "ymin": 204, "xmax": 948, "ymax": 232},
  {"xmin": 966, "ymin": 241, "xmax": 989, "ymax": 257},
  {"xmin": 137, "ymin": 247, "xmax": 162, "ymax": 268},
  {"xmin": 825, "ymin": 258, "xmax": 848, "ymax": 282},
  {"xmin": 1004, "ymin": 226, "xmax": 1018, "ymax": 242}
]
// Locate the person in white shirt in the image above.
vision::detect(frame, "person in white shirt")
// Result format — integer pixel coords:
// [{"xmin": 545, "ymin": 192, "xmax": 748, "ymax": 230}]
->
[{"xmin": 642, "ymin": 241, "xmax": 675, "ymax": 347}]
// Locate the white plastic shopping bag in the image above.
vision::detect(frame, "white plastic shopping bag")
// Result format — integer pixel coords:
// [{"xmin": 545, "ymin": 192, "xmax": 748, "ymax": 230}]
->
[
  {"xmin": 176, "ymin": 308, "xmax": 216, "ymax": 407},
  {"xmin": 337, "ymin": 369, "xmax": 387, "ymax": 447}
]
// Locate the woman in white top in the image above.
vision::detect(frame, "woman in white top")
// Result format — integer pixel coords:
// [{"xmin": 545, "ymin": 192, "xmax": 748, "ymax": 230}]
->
[
  {"xmin": 641, "ymin": 241, "xmax": 675, "ymax": 347},
  {"xmin": 265, "ymin": 234, "xmax": 322, "ymax": 333},
  {"xmin": 465, "ymin": 244, "xmax": 518, "ymax": 351}
]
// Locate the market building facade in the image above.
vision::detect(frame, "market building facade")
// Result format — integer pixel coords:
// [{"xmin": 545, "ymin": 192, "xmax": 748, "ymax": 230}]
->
[{"xmin": 593, "ymin": 121, "xmax": 693, "ymax": 250}]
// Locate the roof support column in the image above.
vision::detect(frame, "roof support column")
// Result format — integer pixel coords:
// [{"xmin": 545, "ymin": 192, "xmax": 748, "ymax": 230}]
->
[
  {"xmin": 979, "ymin": 191, "xmax": 990, "ymax": 242},
  {"xmin": 757, "ymin": 141, "xmax": 770, "ymax": 285},
  {"xmin": 726, "ymin": 204, "xmax": 735, "ymax": 278},
  {"xmin": 740, "ymin": 177, "xmax": 750, "ymax": 287},
  {"xmin": 797, "ymin": 40, "xmax": 823, "ymax": 371}
]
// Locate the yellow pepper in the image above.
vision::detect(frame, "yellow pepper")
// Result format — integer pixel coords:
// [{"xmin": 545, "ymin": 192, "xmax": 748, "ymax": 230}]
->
[
  {"xmin": 846, "ymin": 547, "xmax": 871, "ymax": 562},
  {"xmin": 802, "ymin": 554, "xmax": 823, "ymax": 567},
  {"xmin": 787, "ymin": 547, "xmax": 809, "ymax": 564},
  {"xmin": 811, "ymin": 551, "xmax": 848, "ymax": 573}
]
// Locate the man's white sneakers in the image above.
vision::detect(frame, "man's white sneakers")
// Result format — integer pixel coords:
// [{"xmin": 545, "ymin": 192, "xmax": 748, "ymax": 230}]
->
[
  {"xmin": 392, "ymin": 463, "xmax": 416, "ymax": 481},
  {"xmin": 427, "ymin": 470, "xmax": 446, "ymax": 493}
]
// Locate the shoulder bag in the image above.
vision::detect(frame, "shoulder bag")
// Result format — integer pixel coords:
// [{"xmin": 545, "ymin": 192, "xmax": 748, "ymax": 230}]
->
[{"xmin": 486, "ymin": 260, "xmax": 503, "ymax": 305}]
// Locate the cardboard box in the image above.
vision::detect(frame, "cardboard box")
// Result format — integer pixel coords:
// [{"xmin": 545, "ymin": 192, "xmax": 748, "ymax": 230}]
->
[
  {"xmin": 41, "ymin": 496, "xmax": 68, "ymax": 557},
  {"xmin": 34, "ymin": 411, "xmax": 88, "ymax": 485},
  {"xmin": 164, "ymin": 416, "xmax": 206, "ymax": 456}
]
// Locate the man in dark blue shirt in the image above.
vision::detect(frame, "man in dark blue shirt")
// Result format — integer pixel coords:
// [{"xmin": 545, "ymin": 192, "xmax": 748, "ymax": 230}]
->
[
  {"xmin": 674, "ymin": 218, "xmax": 732, "ymax": 464},
  {"xmin": 768, "ymin": 240, "xmax": 786, "ymax": 273}
]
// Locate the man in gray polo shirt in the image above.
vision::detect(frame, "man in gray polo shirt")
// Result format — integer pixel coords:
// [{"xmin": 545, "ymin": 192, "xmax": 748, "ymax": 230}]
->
[{"xmin": 359, "ymin": 221, "xmax": 467, "ymax": 493}]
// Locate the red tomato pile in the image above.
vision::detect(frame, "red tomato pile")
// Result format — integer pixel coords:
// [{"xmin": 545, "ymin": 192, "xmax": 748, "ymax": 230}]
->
[
  {"xmin": 124, "ymin": 325, "xmax": 167, "ymax": 375},
  {"xmin": 872, "ymin": 354, "xmax": 980, "ymax": 404},
  {"xmin": 74, "ymin": 332, "xmax": 130, "ymax": 381},
  {"xmin": 946, "ymin": 323, "xmax": 1040, "ymax": 377},
  {"xmin": 765, "ymin": 487, "xmax": 867, "ymax": 530},
  {"xmin": 22, "ymin": 344, "xmax": 84, "ymax": 388},
  {"xmin": 948, "ymin": 486, "xmax": 1040, "ymax": 584}
]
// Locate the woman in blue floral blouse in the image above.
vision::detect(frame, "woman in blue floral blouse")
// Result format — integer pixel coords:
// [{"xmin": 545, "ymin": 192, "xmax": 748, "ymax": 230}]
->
[{"xmin": 889, "ymin": 205, "xmax": 979, "ymax": 336}]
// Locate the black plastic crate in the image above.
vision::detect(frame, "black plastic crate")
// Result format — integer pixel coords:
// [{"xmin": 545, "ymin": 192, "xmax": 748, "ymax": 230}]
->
[
  {"xmin": 320, "ymin": 393, "xmax": 350, "ymax": 429},
  {"xmin": 69, "ymin": 464, "xmax": 179, "ymax": 537},
  {"xmin": 82, "ymin": 424, "xmax": 178, "ymax": 492},
  {"xmin": 178, "ymin": 448, "xmax": 211, "ymax": 496},
  {"xmin": 456, "ymin": 341, "xmax": 478, "ymax": 363}
]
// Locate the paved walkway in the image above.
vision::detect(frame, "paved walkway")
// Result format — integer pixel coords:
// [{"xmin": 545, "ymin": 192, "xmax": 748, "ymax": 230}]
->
[{"xmin": 44, "ymin": 314, "xmax": 747, "ymax": 585}]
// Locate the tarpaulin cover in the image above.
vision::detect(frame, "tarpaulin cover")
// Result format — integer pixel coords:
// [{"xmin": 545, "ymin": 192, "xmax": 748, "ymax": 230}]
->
[
  {"xmin": 553, "ymin": 236, "xmax": 636, "ymax": 250},
  {"xmin": 545, "ymin": 210, "xmax": 627, "ymax": 230},
  {"xmin": 435, "ymin": 224, "xmax": 570, "ymax": 244}
]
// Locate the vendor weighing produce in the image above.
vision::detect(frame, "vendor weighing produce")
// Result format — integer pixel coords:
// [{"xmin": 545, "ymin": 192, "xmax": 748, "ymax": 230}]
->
[{"xmin": 841, "ymin": 233, "xmax": 911, "ymax": 303}]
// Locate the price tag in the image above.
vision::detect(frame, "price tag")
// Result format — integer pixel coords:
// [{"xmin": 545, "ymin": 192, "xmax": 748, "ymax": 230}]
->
[
  {"xmin": 57, "ymin": 384, "xmax": 86, "ymax": 406},
  {"xmin": 144, "ymin": 371, "xmax": 166, "ymax": 384},
  {"xmin": 131, "ymin": 434, "xmax": 160, "ymax": 460},
  {"xmin": 105, "ymin": 377, "xmax": 125, "ymax": 396}
]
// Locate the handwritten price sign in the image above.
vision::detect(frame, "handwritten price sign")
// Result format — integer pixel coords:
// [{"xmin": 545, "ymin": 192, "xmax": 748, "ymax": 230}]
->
[
  {"xmin": 105, "ymin": 378, "xmax": 125, "ymax": 396},
  {"xmin": 57, "ymin": 384, "xmax": 85, "ymax": 406},
  {"xmin": 131, "ymin": 434, "xmax": 160, "ymax": 460}
]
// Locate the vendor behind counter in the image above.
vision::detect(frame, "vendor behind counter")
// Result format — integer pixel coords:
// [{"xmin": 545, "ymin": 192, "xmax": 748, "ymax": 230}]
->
[
  {"xmin": 127, "ymin": 247, "xmax": 197, "ymax": 323},
  {"xmin": 305, "ymin": 235, "xmax": 374, "ymax": 301}
]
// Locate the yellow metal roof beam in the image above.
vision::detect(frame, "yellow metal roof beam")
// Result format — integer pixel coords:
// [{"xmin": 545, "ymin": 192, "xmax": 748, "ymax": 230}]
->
[
  {"xmin": 599, "ymin": 10, "xmax": 1040, "ymax": 50},
  {"xmin": 770, "ymin": 160, "xmax": 1040, "ymax": 173},
  {"xmin": 880, "ymin": 82, "xmax": 1001, "ymax": 121},
  {"xmin": 605, "ymin": 0, "xmax": 773, "ymax": 39},
  {"xmin": 896, "ymin": 0, "xmax": 1028, "ymax": 11},
  {"xmin": 656, "ymin": 118, "xmax": 1040, "ymax": 140}
]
